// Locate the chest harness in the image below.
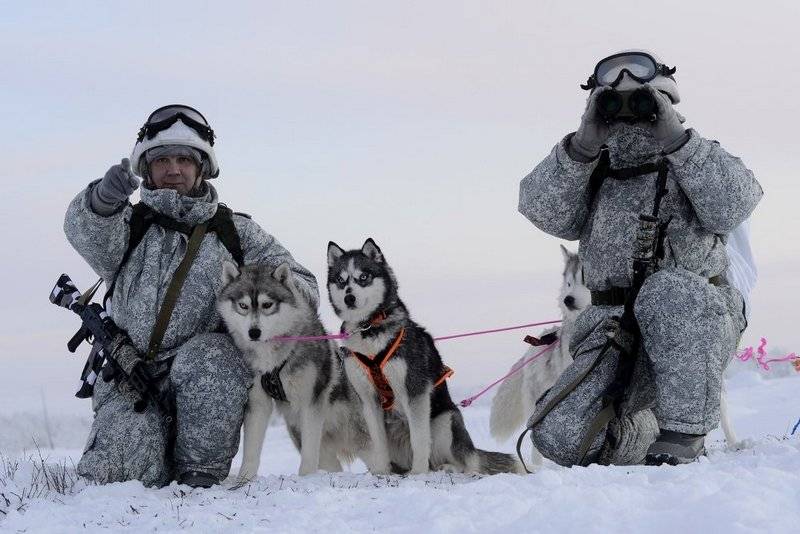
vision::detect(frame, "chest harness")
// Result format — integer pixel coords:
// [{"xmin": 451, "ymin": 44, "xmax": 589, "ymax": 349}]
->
[
  {"xmin": 261, "ymin": 359, "xmax": 289, "ymax": 402},
  {"xmin": 104, "ymin": 202, "xmax": 246, "ymax": 361},
  {"xmin": 342, "ymin": 311, "xmax": 454, "ymax": 411},
  {"xmin": 516, "ymin": 149, "xmax": 674, "ymax": 471}
]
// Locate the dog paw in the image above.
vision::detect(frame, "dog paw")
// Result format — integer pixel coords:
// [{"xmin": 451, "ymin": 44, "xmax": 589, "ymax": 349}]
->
[
  {"xmin": 298, "ymin": 464, "xmax": 318, "ymax": 476},
  {"xmin": 437, "ymin": 463, "xmax": 460, "ymax": 474},
  {"xmin": 368, "ymin": 462, "xmax": 392, "ymax": 475},
  {"xmin": 238, "ymin": 463, "xmax": 259, "ymax": 482}
]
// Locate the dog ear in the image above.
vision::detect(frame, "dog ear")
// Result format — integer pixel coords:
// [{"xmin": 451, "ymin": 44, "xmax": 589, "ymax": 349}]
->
[
  {"xmin": 273, "ymin": 262, "xmax": 295, "ymax": 288},
  {"xmin": 221, "ymin": 260, "xmax": 240, "ymax": 285},
  {"xmin": 327, "ymin": 241, "xmax": 345, "ymax": 267},
  {"xmin": 559, "ymin": 244, "xmax": 572, "ymax": 264},
  {"xmin": 361, "ymin": 238, "xmax": 384, "ymax": 263}
]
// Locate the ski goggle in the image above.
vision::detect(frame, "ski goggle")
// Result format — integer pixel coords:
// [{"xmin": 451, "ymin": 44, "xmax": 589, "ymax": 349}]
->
[
  {"xmin": 137, "ymin": 104, "xmax": 216, "ymax": 146},
  {"xmin": 581, "ymin": 52, "xmax": 676, "ymax": 90}
]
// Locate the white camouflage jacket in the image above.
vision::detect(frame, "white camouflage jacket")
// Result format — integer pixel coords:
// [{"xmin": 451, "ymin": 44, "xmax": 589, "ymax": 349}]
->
[{"xmin": 65, "ymin": 181, "xmax": 319, "ymax": 360}]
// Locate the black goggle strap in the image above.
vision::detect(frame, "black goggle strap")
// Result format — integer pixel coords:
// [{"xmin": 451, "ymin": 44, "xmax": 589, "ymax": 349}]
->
[
  {"xmin": 581, "ymin": 64, "xmax": 676, "ymax": 91},
  {"xmin": 137, "ymin": 112, "xmax": 215, "ymax": 146},
  {"xmin": 580, "ymin": 75, "xmax": 597, "ymax": 90}
]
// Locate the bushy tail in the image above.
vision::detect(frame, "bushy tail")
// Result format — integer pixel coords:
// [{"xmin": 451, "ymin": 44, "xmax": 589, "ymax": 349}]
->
[
  {"xmin": 472, "ymin": 449, "xmax": 526, "ymax": 475},
  {"xmin": 489, "ymin": 356, "xmax": 526, "ymax": 441}
]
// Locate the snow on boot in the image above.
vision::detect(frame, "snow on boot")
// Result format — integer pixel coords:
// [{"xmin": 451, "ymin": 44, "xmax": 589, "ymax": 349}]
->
[
  {"xmin": 645, "ymin": 430, "xmax": 706, "ymax": 466},
  {"xmin": 178, "ymin": 470, "xmax": 219, "ymax": 488}
]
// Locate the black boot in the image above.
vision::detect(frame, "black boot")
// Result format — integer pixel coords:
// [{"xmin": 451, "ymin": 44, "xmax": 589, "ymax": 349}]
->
[
  {"xmin": 178, "ymin": 470, "xmax": 219, "ymax": 488},
  {"xmin": 645, "ymin": 429, "xmax": 706, "ymax": 466}
]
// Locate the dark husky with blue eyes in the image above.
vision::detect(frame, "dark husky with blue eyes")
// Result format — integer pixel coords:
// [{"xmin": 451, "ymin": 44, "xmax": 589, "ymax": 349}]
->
[{"xmin": 327, "ymin": 238, "xmax": 524, "ymax": 475}]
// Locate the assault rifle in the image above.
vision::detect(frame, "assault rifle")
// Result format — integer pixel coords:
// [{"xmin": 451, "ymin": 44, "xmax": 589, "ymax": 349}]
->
[{"xmin": 49, "ymin": 274, "xmax": 174, "ymax": 419}]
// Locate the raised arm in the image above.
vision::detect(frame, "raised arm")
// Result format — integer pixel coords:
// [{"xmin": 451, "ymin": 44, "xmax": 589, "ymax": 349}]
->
[
  {"xmin": 667, "ymin": 130, "xmax": 763, "ymax": 234},
  {"xmin": 519, "ymin": 134, "xmax": 599, "ymax": 240}
]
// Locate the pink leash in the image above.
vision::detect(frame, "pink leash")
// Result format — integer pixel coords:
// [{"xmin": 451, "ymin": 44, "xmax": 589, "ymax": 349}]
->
[
  {"xmin": 271, "ymin": 332, "xmax": 349, "ymax": 342},
  {"xmin": 272, "ymin": 319, "xmax": 563, "ymax": 343},
  {"xmin": 433, "ymin": 320, "xmax": 562, "ymax": 341},
  {"xmin": 737, "ymin": 337, "xmax": 798, "ymax": 371},
  {"xmin": 459, "ymin": 341, "xmax": 560, "ymax": 408}
]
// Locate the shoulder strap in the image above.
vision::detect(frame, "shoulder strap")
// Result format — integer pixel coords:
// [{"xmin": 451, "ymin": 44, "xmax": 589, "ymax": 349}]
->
[
  {"xmin": 208, "ymin": 204, "xmax": 245, "ymax": 266},
  {"xmin": 587, "ymin": 149, "xmax": 610, "ymax": 210},
  {"xmin": 103, "ymin": 203, "xmax": 155, "ymax": 307}
]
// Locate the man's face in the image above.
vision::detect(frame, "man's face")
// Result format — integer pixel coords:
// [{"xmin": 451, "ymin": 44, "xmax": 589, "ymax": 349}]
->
[{"xmin": 148, "ymin": 155, "xmax": 200, "ymax": 195}]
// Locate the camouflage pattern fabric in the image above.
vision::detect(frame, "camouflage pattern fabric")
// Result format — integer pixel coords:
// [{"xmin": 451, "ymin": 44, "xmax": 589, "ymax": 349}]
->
[
  {"xmin": 66, "ymin": 181, "xmax": 318, "ymax": 485},
  {"xmin": 519, "ymin": 127, "xmax": 761, "ymax": 466}
]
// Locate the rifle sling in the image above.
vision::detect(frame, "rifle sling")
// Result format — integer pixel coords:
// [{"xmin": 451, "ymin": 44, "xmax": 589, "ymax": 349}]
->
[{"xmin": 145, "ymin": 222, "xmax": 207, "ymax": 361}]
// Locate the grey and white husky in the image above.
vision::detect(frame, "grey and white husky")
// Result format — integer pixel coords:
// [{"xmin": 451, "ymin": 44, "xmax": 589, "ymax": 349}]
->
[
  {"xmin": 489, "ymin": 245, "xmax": 737, "ymax": 468},
  {"xmin": 489, "ymin": 245, "xmax": 590, "ymax": 468},
  {"xmin": 327, "ymin": 238, "xmax": 524, "ymax": 475},
  {"xmin": 217, "ymin": 262, "xmax": 371, "ymax": 480}
]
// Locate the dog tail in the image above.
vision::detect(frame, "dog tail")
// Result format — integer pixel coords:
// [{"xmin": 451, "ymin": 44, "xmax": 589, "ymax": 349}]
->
[
  {"xmin": 489, "ymin": 355, "xmax": 526, "ymax": 441},
  {"xmin": 471, "ymin": 449, "xmax": 526, "ymax": 475}
]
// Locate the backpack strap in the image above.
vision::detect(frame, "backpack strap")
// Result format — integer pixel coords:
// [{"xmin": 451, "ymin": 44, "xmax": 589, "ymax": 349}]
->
[
  {"xmin": 208, "ymin": 204, "xmax": 245, "ymax": 267},
  {"xmin": 587, "ymin": 149, "xmax": 610, "ymax": 210},
  {"xmin": 104, "ymin": 202, "xmax": 246, "ymax": 307},
  {"xmin": 103, "ymin": 203, "xmax": 156, "ymax": 307}
]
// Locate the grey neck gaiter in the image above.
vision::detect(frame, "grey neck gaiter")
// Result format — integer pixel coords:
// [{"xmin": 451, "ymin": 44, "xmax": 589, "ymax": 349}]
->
[{"xmin": 604, "ymin": 122, "xmax": 663, "ymax": 168}]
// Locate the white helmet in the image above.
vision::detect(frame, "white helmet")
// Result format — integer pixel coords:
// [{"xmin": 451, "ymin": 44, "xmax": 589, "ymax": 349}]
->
[
  {"xmin": 583, "ymin": 49, "xmax": 680, "ymax": 104},
  {"xmin": 130, "ymin": 104, "xmax": 220, "ymax": 178}
]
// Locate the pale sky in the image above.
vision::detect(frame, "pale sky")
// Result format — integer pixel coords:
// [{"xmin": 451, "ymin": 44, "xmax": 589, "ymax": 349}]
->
[{"xmin": 2, "ymin": 1, "xmax": 798, "ymax": 411}]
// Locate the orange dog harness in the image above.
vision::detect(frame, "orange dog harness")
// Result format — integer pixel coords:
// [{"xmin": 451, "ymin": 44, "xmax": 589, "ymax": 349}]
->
[{"xmin": 346, "ymin": 327, "xmax": 454, "ymax": 411}]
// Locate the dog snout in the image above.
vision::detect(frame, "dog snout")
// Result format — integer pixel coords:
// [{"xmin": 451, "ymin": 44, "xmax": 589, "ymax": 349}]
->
[
  {"xmin": 563, "ymin": 295, "xmax": 576, "ymax": 309},
  {"xmin": 248, "ymin": 327, "xmax": 262, "ymax": 340},
  {"xmin": 344, "ymin": 294, "xmax": 356, "ymax": 307}
]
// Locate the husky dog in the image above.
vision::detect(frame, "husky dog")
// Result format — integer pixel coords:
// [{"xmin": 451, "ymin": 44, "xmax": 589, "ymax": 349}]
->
[
  {"xmin": 490, "ymin": 246, "xmax": 737, "ymax": 467},
  {"xmin": 327, "ymin": 238, "xmax": 524, "ymax": 475},
  {"xmin": 217, "ymin": 262, "xmax": 371, "ymax": 480},
  {"xmin": 490, "ymin": 245, "xmax": 590, "ymax": 468}
]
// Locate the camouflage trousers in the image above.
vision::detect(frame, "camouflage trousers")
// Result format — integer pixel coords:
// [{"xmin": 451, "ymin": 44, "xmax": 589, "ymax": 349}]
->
[
  {"xmin": 530, "ymin": 268, "xmax": 746, "ymax": 467},
  {"xmin": 77, "ymin": 333, "xmax": 252, "ymax": 487}
]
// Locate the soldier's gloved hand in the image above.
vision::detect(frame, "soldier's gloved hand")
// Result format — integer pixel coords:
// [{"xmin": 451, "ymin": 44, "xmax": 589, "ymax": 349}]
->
[
  {"xmin": 129, "ymin": 360, "xmax": 155, "ymax": 413},
  {"xmin": 647, "ymin": 84, "xmax": 688, "ymax": 153},
  {"xmin": 569, "ymin": 87, "xmax": 612, "ymax": 161},
  {"xmin": 90, "ymin": 158, "xmax": 140, "ymax": 215}
]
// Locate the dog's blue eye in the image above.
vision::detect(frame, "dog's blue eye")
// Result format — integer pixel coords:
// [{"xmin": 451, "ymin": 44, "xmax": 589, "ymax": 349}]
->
[
  {"xmin": 359, "ymin": 273, "xmax": 369, "ymax": 282},
  {"xmin": 336, "ymin": 276, "xmax": 346, "ymax": 285},
  {"xmin": 238, "ymin": 302, "xmax": 249, "ymax": 310}
]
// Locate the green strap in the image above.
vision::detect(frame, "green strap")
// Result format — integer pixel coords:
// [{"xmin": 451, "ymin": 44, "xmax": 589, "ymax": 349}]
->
[
  {"xmin": 145, "ymin": 223, "xmax": 208, "ymax": 361},
  {"xmin": 515, "ymin": 342, "xmax": 614, "ymax": 472},
  {"xmin": 576, "ymin": 403, "xmax": 616, "ymax": 466}
]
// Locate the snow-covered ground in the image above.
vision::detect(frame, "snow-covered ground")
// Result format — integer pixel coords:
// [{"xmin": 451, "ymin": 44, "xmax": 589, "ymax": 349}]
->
[{"xmin": 1, "ymin": 359, "xmax": 799, "ymax": 533}]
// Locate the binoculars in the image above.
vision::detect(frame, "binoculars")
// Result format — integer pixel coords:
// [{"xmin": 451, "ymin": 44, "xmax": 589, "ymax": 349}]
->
[{"xmin": 596, "ymin": 88, "xmax": 658, "ymax": 123}]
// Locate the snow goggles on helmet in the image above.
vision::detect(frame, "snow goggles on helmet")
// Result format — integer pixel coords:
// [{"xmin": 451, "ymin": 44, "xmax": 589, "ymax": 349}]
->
[
  {"xmin": 581, "ymin": 52, "xmax": 676, "ymax": 90},
  {"xmin": 137, "ymin": 104, "xmax": 215, "ymax": 146}
]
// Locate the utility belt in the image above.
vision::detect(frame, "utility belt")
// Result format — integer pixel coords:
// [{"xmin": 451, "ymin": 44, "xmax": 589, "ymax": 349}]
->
[{"xmin": 590, "ymin": 275, "xmax": 725, "ymax": 306}]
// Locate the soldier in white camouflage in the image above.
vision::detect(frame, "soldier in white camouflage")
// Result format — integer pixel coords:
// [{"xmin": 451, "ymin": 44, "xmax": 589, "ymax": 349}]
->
[
  {"xmin": 64, "ymin": 105, "xmax": 318, "ymax": 487},
  {"xmin": 519, "ymin": 51, "xmax": 762, "ymax": 466}
]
